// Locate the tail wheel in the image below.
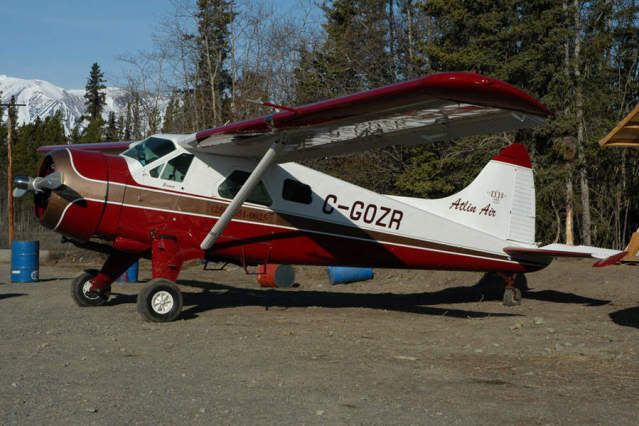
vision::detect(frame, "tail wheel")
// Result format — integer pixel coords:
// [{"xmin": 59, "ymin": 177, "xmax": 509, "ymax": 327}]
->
[
  {"xmin": 71, "ymin": 270, "xmax": 110, "ymax": 307},
  {"xmin": 137, "ymin": 279, "xmax": 183, "ymax": 322},
  {"xmin": 502, "ymin": 287, "xmax": 522, "ymax": 306}
]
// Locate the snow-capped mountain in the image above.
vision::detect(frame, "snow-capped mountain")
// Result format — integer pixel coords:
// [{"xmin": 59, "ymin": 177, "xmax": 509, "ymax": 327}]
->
[{"xmin": 0, "ymin": 75, "xmax": 132, "ymax": 135}]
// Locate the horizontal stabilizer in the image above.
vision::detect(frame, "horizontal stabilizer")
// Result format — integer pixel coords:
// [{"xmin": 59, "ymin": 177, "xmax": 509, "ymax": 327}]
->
[{"xmin": 505, "ymin": 243, "xmax": 625, "ymax": 267}]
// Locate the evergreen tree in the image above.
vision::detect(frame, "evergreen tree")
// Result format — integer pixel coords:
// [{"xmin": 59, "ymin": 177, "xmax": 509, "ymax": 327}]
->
[
  {"xmin": 162, "ymin": 93, "xmax": 176, "ymax": 133},
  {"xmin": 116, "ymin": 115, "xmax": 125, "ymax": 140},
  {"xmin": 194, "ymin": 0, "xmax": 235, "ymax": 127},
  {"xmin": 0, "ymin": 93, "xmax": 6, "ymax": 179},
  {"xmin": 81, "ymin": 117, "xmax": 104, "ymax": 143},
  {"xmin": 81, "ymin": 63, "xmax": 107, "ymax": 142},
  {"xmin": 69, "ymin": 122, "xmax": 83, "ymax": 144},
  {"xmin": 123, "ymin": 101, "xmax": 132, "ymax": 141},
  {"xmin": 294, "ymin": 0, "xmax": 397, "ymax": 103},
  {"xmin": 42, "ymin": 111, "xmax": 67, "ymax": 146},
  {"xmin": 131, "ymin": 93, "xmax": 142, "ymax": 140},
  {"xmin": 84, "ymin": 62, "xmax": 106, "ymax": 121},
  {"xmin": 105, "ymin": 111, "xmax": 118, "ymax": 141}
]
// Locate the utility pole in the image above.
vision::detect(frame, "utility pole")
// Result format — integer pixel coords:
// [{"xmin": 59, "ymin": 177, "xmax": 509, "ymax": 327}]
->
[{"xmin": 2, "ymin": 100, "xmax": 26, "ymax": 245}]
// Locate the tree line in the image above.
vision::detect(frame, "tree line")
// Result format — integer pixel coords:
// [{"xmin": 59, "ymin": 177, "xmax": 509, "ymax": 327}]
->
[{"xmin": 1, "ymin": 0, "xmax": 638, "ymax": 249}]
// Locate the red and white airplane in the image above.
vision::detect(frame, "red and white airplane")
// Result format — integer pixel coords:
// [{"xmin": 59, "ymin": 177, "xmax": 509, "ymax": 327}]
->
[{"xmin": 13, "ymin": 72, "xmax": 624, "ymax": 322}]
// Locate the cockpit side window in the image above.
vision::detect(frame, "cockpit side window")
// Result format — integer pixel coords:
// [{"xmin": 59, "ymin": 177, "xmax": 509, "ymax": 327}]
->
[
  {"xmin": 282, "ymin": 178, "xmax": 312, "ymax": 204},
  {"xmin": 218, "ymin": 170, "xmax": 272, "ymax": 206},
  {"xmin": 161, "ymin": 154, "xmax": 194, "ymax": 182},
  {"xmin": 123, "ymin": 137, "xmax": 176, "ymax": 166},
  {"xmin": 149, "ymin": 164, "xmax": 164, "ymax": 178}
]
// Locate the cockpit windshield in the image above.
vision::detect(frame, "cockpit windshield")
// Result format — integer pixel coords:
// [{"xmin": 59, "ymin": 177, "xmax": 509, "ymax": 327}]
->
[{"xmin": 122, "ymin": 137, "xmax": 176, "ymax": 166}]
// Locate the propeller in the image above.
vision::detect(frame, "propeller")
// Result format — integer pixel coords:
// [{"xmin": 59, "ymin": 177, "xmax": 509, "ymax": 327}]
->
[{"xmin": 13, "ymin": 172, "xmax": 64, "ymax": 198}]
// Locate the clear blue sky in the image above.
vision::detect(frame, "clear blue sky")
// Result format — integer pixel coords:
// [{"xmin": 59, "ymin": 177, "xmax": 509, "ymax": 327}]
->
[{"xmin": 1, "ymin": 0, "xmax": 318, "ymax": 89}]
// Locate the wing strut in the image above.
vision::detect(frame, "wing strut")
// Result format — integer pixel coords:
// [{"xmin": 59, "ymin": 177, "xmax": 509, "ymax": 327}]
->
[{"xmin": 200, "ymin": 141, "xmax": 284, "ymax": 251}]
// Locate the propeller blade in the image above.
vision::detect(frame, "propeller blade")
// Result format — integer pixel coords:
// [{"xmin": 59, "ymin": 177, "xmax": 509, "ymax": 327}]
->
[{"xmin": 12, "ymin": 188, "xmax": 28, "ymax": 198}]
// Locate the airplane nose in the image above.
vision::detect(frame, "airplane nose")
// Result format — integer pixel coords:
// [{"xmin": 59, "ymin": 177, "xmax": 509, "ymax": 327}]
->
[{"xmin": 29, "ymin": 149, "xmax": 109, "ymax": 241}]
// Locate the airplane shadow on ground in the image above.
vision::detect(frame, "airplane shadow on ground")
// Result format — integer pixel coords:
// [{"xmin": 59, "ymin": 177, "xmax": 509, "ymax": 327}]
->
[
  {"xmin": 609, "ymin": 307, "xmax": 639, "ymax": 329},
  {"xmin": 0, "ymin": 293, "xmax": 26, "ymax": 301},
  {"xmin": 109, "ymin": 272, "xmax": 610, "ymax": 321}
]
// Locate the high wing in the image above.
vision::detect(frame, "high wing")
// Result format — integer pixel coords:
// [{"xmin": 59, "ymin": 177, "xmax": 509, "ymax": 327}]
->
[{"xmin": 183, "ymin": 72, "xmax": 552, "ymax": 161}]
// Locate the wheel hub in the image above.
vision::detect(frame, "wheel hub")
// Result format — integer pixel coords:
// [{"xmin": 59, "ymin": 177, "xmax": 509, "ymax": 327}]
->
[
  {"xmin": 151, "ymin": 290, "xmax": 174, "ymax": 315},
  {"xmin": 82, "ymin": 281, "xmax": 100, "ymax": 300}
]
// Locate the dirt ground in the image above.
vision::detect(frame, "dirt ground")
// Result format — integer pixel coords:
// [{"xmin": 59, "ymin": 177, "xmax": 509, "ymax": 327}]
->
[{"xmin": 1, "ymin": 258, "xmax": 638, "ymax": 425}]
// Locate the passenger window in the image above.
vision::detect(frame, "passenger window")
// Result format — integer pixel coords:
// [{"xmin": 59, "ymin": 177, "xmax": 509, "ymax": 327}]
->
[
  {"xmin": 161, "ymin": 154, "xmax": 194, "ymax": 182},
  {"xmin": 282, "ymin": 179, "xmax": 312, "ymax": 204},
  {"xmin": 218, "ymin": 170, "xmax": 272, "ymax": 206},
  {"xmin": 122, "ymin": 137, "xmax": 175, "ymax": 166},
  {"xmin": 150, "ymin": 164, "xmax": 163, "ymax": 178}
]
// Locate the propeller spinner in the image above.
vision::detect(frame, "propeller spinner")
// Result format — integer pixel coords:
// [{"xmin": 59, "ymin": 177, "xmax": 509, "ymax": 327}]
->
[{"xmin": 13, "ymin": 172, "xmax": 64, "ymax": 198}]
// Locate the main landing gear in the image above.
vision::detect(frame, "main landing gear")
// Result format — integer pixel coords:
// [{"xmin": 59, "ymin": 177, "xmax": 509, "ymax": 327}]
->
[{"xmin": 70, "ymin": 235, "xmax": 187, "ymax": 322}]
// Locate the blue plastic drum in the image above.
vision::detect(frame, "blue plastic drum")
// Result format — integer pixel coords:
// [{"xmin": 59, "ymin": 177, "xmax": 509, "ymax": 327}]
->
[
  {"xmin": 11, "ymin": 240, "xmax": 39, "ymax": 283},
  {"xmin": 126, "ymin": 261, "xmax": 139, "ymax": 283},
  {"xmin": 327, "ymin": 266, "xmax": 374, "ymax": 285}
]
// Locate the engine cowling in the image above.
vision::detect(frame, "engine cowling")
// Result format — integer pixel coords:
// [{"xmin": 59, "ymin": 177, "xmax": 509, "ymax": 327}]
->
[{"xmin": 32, "ymin": 149, "xmax": 124, "ymax": 242}]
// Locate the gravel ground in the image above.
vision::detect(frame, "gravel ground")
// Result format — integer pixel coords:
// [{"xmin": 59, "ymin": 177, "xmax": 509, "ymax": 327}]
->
[{"xmin": 1, "ymin": 258, "xmax": 638, "ymax": 425}]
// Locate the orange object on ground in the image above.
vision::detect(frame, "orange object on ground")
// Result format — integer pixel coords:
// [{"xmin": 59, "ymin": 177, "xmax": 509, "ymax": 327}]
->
[{"xmin": 257, "ymin": 264, "xmax": 295, "ymax": 288}]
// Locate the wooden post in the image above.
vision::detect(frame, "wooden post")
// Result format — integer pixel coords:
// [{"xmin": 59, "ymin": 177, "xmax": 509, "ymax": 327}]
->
[
  {"xmin": 7, "ymin": 108, "xmax": 14, "ymax": 243},
  {"xmin": 3, "ymin": 101, "xmax": 26, "ymax": 246}
]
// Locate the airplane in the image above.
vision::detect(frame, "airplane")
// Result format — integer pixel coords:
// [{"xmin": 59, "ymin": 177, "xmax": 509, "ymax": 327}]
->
[{"xmin": 12, "ymin": 72, "xmax": 625, "ymax": 322}]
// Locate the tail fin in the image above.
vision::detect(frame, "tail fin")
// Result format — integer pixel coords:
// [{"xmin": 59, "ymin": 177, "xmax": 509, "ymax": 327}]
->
[{"xmin": 393, "ymin": 144, "xmax": 536, "ymax": 244}]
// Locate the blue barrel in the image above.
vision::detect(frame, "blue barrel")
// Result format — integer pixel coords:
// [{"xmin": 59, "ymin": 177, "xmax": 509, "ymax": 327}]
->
[
  {"xmin": 11, "ymin": 240, "xmax": 39, "ymax": 283},
  {"xmin": 327, "ymin": 266, "xmax": 374, "ymax": 285},
  {"xmin": 117, "ymin": 261, "xmax": 139, "ymax": 283},
  {"xmin": 126, "ymin": 261, "xmax": 139, "ymax": 283}
]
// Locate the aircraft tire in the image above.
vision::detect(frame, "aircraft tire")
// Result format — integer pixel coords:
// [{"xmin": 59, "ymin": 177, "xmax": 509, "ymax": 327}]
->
[
  {"xmin": 70, "ymin": 270, "xmax": 110, "ymax": 307},
  {"xmin": 502, "ymin": 287, "xmax": 522, "ymax": 306},
  {"xmin": 137, "ymin": 279, "xmax": 183, "ymax": 322}
]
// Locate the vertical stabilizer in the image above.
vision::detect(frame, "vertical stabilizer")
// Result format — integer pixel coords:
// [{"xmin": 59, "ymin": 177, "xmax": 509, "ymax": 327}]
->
[{"xmin": 392, "ymin": 144, "xmax": 536, "ymax": 244}]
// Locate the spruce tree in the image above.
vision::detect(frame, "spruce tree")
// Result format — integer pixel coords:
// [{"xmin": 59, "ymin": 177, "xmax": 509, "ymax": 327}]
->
[
  {"xmin": 69, "ymin": 123, "xmax": 82, "ymax": 144},
  {"xmin": 105, "ymin": 111, "xmax": 118, "ymax": 141},
  {"xmin": 81, "ymin": 117, "xmax": 104, "ymax": 143},
  {"xmin": 82, "ymin": 62, "xmax": 107, "ymax": 142},
  {"xmin": 294, "ymin": 0, "xmax": 397, "ymax": 104},
  {"xmin": 116, "ymin": 115, "xmax": 125, "ymax": 140},
  {"xmin": 84, "ymin": 63, "xmax": 106, "ymax": 121}
]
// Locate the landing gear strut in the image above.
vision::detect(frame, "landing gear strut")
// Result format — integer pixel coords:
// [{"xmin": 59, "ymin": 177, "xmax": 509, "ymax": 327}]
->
[
  {"xmin": 498, "ymin": 272, "xmax": 522, "ymax": 306},
  {"xmin": 135, "ymin": 234, "xmax": 186, "ymax": 322}
]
